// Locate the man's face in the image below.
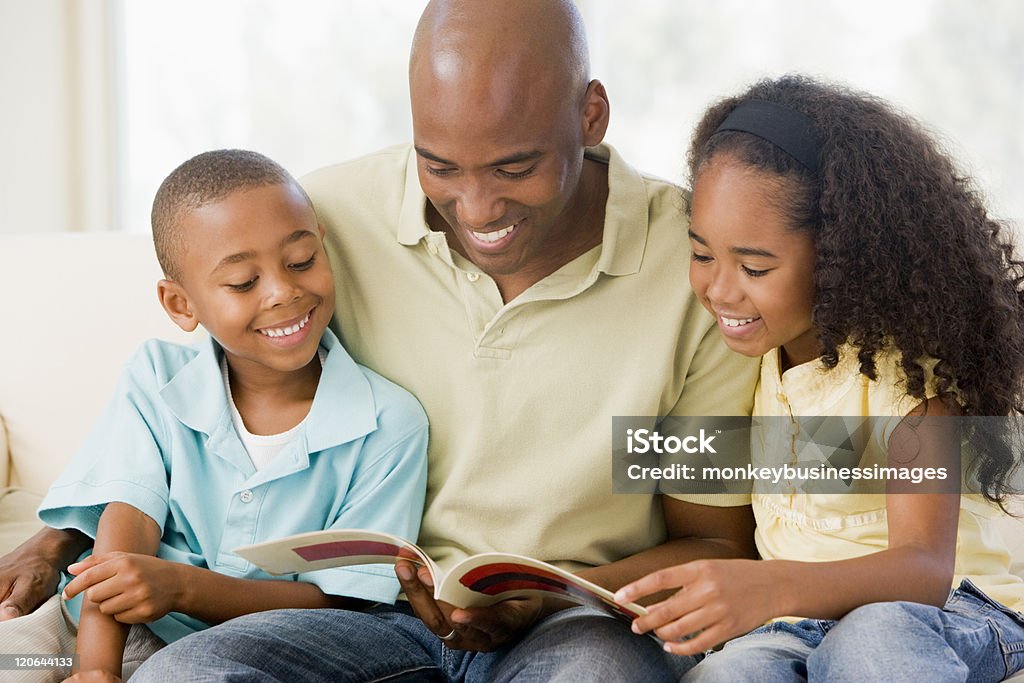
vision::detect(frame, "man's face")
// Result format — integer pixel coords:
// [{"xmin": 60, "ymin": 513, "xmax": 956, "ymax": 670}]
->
[
  {"xmin": 411, "ymin": 67, "xmax": 590, "ymax": 278},
  {"xmin": 172, "ymin": 183, "xmax": 336, "ymax": 382}
]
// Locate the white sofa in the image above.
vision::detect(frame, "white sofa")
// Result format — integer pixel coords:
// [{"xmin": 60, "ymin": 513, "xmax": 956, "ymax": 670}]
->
[{"xmin": 1, "ymin": 233, "xmax": 1023, "ymax": 679}]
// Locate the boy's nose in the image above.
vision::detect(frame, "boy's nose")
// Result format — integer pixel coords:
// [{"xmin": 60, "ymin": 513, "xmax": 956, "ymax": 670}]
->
[{"xmin": 266, "ymin": 276, "xmax": 303, "ymax": 307}]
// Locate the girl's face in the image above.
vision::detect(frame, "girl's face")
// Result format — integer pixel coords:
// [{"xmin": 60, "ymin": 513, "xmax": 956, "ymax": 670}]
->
[{"xmin": 688, "ymin": 158, "xmax": 819, "ymax": 370}]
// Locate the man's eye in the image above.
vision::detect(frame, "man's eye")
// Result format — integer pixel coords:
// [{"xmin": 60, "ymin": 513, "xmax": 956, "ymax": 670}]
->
[
  {"xmin": 426, "ymin": 166, "xmax": 456, "ymax": 177},
  {"xmin": 497, "ymin": 167, "xmax": 535, "ymax": 180},
  {"xmin": 227, "ymin": 278, "xmax": 257, "ymax": 292}
]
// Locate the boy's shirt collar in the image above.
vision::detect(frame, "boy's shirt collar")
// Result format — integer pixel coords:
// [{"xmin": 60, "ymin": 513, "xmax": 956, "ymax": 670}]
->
[{"xmin": 160, "ymin": 327, "xmax": 377, "ymax": 454}]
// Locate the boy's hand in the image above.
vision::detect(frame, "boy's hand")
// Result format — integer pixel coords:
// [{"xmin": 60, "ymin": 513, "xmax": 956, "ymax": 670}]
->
[
  {"xmin": 396, "ymin": 560, "xmax": 544, "ymax": 652},
  {"xmin": 62, "ymin": 552, "xmax": 183, "ymax": 624},
  {"xmin": 615, "ymin": 559, "xmax": 777, "ymax": 656},
  {"xmin": 63, "ymin": 670, "xmax": 122, "ymax": 683}
]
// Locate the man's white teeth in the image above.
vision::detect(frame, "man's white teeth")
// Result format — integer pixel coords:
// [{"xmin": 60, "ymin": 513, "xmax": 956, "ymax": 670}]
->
[
  {"xmin": 260, "ymin": 311, "xmax": 311, "ymax": 338},
  {"xmin": 472, "ymin": 224, "xmax": 516, "ymax": 243},
  {"xmin": 722, "ymin": 316, "xmax": 758, "ymax": 327}
]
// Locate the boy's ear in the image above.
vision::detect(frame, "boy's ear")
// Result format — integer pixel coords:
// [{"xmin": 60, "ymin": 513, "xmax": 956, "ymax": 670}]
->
[{"xmin": 157, "ymin": 279, "xmax": 199, "ymax": 332}]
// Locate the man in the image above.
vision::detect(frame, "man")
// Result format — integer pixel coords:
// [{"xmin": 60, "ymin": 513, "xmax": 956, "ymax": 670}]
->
[{"xmin": 2, "ymin": 1, "xmax": 758, "ymax": 679}]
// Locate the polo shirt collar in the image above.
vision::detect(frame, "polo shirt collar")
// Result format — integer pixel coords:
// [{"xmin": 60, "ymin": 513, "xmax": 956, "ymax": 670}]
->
[
  {"xmin": 160, "ymin": 328, "xmax": 377, "ymax": 453},
  {"xmin": 394, "ymin": 142, "xmax": 651, "ymax": 277}
]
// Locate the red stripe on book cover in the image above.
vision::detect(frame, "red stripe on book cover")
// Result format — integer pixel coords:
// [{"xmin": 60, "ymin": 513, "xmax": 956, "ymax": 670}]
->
[{"xmin": 293, "ymin": 540, "xmax": 403, "ymax": 562}]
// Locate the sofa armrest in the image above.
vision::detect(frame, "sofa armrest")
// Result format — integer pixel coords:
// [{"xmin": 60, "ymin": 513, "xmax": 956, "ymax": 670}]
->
[{"xmin": 0, "ymin": 414, "xmax": 8, "ymax": 488}]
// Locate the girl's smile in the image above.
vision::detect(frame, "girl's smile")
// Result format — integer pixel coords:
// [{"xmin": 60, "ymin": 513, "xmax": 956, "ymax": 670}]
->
[{"xmin": 687, "ymin": 157, "xmax": 819, "ymax": 370}]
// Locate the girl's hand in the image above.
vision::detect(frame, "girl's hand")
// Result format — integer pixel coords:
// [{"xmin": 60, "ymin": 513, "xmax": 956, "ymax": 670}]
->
[
  {"xmin": 62, "ymin": 552, "xmax": 182, "ymax": 624},
  {"xmin": 615, "ymin": 559, "xmax": 778, "ymax": 656}
]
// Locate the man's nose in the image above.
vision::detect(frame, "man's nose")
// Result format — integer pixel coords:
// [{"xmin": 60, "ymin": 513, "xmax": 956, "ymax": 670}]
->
[{"xmin": 455, "ymin": 179, "xmax": 504, "ymax": 230}]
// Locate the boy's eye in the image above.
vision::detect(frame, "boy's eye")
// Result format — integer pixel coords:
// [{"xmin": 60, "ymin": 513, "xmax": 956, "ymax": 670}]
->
[
  {"xmin": 227, "ymin": 278, "xmax": 257, "ymax": 292},
  {"xmin": 742, "ymin": 266, "xmax": 770, "ymax": 278},
  {"xmin": 496, "ymin": 166, "xmax": 535, "ymax": 180},
  {"xmin": 289, "ymin": 254, "xmax": 317, "ymax": 271}
]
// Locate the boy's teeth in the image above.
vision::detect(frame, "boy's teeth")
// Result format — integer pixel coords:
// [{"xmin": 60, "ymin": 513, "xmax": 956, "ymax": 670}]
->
[
  {"xmin": 722, "ymin": 316, "xmax": 758, "ymax": 327},
  {"xmin": 260, "ymin": 311, "xmax": 311, "ymax": 338},
  {"xmin": 472, "ymin": 224, "xmax": 516, "ymax": 243}
]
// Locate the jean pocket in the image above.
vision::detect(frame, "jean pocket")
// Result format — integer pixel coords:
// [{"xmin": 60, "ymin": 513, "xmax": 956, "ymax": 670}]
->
[{"xmin": 953, "ymin": 579, "xmax": 1024, "ymax": 630}]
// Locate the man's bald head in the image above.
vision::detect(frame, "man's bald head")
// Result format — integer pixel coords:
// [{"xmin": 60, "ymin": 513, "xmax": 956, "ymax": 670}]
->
[
  {"xmin": 410, "ymin": 0, "xmax": 591, "ymax": 107},
  {"xmin": 407, "ymin": 0, "xmax": 610, "ymax": 290}
]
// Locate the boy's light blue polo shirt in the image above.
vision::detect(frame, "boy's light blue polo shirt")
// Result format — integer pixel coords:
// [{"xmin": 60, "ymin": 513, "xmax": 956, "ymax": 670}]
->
[{"xmin": 38, "ymin": 328, "xmax": 428, "ymax": 644}]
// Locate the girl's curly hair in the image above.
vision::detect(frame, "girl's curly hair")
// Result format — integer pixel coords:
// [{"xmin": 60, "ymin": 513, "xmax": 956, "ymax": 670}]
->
[{"xmin": 687, "ymin": 74, "xmax": 1024, "ymax": 505}]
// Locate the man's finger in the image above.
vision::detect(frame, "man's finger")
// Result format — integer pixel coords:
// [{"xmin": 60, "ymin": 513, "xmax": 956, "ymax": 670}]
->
[
  {"xmin": 0, "ymin": 580, "xmax": 49, "ymax": 622},
  {"xmin": 0, "ymin": 600, "xmax": 24, "ymax": 621}
]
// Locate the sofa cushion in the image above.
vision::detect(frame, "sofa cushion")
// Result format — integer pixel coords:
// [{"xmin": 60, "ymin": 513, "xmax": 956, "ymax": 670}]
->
[
  {"xmin": 0, "ymin": 488, "xmax": 43, "ymax": 556},
  {"xmin": 0, "ymin": 234, "xmax": 190, "ymax": 495}
]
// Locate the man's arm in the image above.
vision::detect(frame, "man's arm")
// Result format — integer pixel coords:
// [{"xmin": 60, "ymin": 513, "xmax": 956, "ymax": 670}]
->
[
  {"xmin": 574, "ymin": 497, "xmax": 756, "ymax": 599},
  {"xmin": 0, "ymin": 527, "xmax": 90, "ymax": 621}
]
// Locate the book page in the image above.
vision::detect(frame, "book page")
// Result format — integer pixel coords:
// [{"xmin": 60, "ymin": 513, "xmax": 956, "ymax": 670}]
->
[
  {"xmin": 436, "ymin": 553, "xmax": 647, "ymax": 622},
  {"xmin": 234, "ymin": 529, "xmax": 437, "ymax": 579}
]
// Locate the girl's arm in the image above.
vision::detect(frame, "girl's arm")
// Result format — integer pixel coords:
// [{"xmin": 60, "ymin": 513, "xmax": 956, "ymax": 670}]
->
[
  {"xmin": 75, "ymin": 503, "xmax": 161, "ymax": 676},
  {"xmin": 617, "ymin": 397, "xmax": 961, "ymax": 655}
]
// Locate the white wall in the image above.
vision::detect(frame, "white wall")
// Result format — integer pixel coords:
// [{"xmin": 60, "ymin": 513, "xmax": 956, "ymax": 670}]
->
[{"xmin": 0, "ymin": 0, "xmax": 113, "ymax": 234}]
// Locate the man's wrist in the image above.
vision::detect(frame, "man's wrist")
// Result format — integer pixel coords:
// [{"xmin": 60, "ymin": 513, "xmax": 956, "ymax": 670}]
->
[{"xmin": 33, "ymin": 527, "xmax": 90, "ymax": 567}]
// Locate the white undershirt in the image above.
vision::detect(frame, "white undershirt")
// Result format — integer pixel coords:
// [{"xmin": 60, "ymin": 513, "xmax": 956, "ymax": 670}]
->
[{"xmin": 220, "ymin": 349, "xmax": 325, "ymax": 470}]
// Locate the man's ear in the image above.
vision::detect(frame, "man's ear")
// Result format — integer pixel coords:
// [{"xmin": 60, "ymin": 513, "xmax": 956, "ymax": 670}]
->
[
  {"xmin": 580, "ymin": 79, "xmax": 610, "ymax": 147},
  {"xmin": 157, "ymin": 279, "xmax": 199, "ymax": 332}
]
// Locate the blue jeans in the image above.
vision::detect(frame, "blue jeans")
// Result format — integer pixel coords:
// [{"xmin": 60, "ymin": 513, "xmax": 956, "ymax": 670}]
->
[
  {"xmin": 132, "ymin": 603, "xmax": 696, "ymax": 682},
  {"xmin": 683, "ymin": 579, "xmax": 1024, "ymax": 682}
]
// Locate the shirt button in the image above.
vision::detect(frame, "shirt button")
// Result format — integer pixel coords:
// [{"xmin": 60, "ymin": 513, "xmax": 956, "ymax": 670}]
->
[
  {"xmin": 427, "ymin": 243, "xmax": 439, "ymax": 255},
  {"xmin": 467, "ymin": 272, "xmax": 480, "ymax": 282},
  {"xmin": 240, "ymin": 490, "xmax": 254, "ymax": 503}
]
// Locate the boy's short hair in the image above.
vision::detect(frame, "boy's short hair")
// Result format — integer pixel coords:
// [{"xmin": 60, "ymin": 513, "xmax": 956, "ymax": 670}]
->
[{"xmin": 151, "ymin": 149, "xmax": 310, "ymax": 281}]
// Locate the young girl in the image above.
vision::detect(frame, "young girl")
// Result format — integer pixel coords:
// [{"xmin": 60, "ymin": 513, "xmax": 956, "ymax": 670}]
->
[{"xmin": 616, "ymin": 75, "xmax": 1024, "ymax": 681}]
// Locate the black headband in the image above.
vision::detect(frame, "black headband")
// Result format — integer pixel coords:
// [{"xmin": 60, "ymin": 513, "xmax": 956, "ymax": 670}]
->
[{"xmin": 713, "ymin": 100, "xmax": 821, "ymax": 175}]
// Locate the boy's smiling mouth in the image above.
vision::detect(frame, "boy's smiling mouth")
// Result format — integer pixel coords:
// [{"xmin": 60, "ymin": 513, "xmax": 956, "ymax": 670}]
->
[{"xmin": 257, "ymin": 309, "xmax": 313, "ymax": 339}]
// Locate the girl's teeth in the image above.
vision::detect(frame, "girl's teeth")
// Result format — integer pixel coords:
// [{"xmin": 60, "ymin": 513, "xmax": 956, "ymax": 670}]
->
[
  {"xmin": 472, "ymin": 224, "xmax": 515, "ymax": 243},
  {"xmin": 722, "ymin": 316, "xmax": 758, "ymax": 327},
  {"xmin": 260, "ymin": 312, "xmax": 311, "ymax": 338}
]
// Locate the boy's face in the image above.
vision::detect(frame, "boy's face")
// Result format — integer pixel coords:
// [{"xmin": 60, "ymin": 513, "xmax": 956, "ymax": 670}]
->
[{"xmin": 162, "ymin": 182, "xmax": 335, "ymax": 380}]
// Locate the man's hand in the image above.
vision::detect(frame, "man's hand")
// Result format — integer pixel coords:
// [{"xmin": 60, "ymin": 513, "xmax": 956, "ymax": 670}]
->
[
  {"xmin": 0, "ymin": 528, "xmax": 88, "ymax": 621},
  {"xmin": 395, "ymin": 560, "xmax": 544, "ymax": 652},
  {"xmin": 63, "ymin": 671, "xmax": 122, "ymax": 683},
  {"xmin": 62, "ymin": 552, "xmax": 182, "ymax": 624}
]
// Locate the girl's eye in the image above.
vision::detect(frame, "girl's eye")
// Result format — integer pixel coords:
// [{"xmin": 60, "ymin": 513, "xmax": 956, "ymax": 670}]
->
[
  {"xmin": 227, "ymin": 278, "xmax": 257, "ymax": 292},
  {"xmin": 290, "ymin": 255, "xmax": 316, "ymax": 271},
  {"xmin": 691, "ymin": 252, "xmax": 713, "ymax": 264},
  {"xmin": 497, "ymin": 166, "xmax": 535, "ymax": 180},
  {"xmin": 742, "ymin": 266, "xmax": 770, "ymax": 278}
]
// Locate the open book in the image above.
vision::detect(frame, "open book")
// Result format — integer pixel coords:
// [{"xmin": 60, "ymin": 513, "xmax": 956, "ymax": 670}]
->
[{"xmin": 234, "ymin": 529, "xmax": 647, "ymax": 623}]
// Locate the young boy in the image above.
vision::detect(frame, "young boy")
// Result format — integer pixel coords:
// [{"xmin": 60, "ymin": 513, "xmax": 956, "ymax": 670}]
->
[{"xmin": 20, "ymin": 150, "xmax": 428, "ymax": 680}]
